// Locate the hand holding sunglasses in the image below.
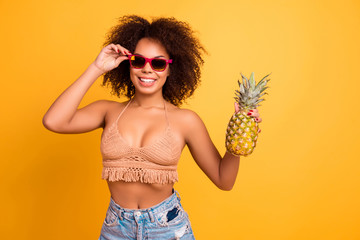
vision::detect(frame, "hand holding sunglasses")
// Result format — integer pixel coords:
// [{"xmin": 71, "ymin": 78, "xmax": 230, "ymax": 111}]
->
[
  {"xmin": 93, "ymin": 44, "xmax": 131, "ymax": 73},
  {"xmin": 128, "ymin": 55, "xmax": 173, "ymax": 72}
]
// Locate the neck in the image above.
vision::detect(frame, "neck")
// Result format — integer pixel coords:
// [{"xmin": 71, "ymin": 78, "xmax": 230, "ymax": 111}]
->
[{"xmin": 132, "ymin": 93, "xmax": 165, "ymax": 108}]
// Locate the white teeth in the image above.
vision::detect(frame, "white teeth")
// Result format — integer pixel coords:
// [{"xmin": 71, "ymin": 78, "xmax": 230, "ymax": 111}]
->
[{"xmin": 139, "ymin": 78, "xmax": 155, "ymax": 83}]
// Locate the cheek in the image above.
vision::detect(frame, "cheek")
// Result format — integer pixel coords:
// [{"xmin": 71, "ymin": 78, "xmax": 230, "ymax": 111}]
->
[
  {"xmin": 160, "ymin": 72, "xmax": 169, "ymax": 80},
  {"xmin": 129, "ymin": 69, "xmax": 139, "ymax": 81},
  {"xmin": 163, "ymin": 68, "xmax": 170, "ymax": 78}
]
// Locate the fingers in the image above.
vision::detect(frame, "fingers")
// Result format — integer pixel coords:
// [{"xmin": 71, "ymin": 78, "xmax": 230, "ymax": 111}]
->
[
  {"xmin": 233, "ymin": 105, "xmax": 262, "ymax": 134},
  {"xmin": 234, "ymin": 102, "xmax": 240, "ymax": 113},
  {"xmin": 105, "ymin": 43, "xmax": 131, "ymax": 56},
  {"xmin": 248, "ymin": 109, "xmax": 260, "ymax": 118},
  {"xmin": 94, "ymin": 43, "xmax": 132, "ymax": 73},
  {"xmin": 116, "ymin": 44, "xmax": 132, "ymax": 56},
  {"xmin": 247, "ymin": 109, "xmax": 262, "ymax": 123}
]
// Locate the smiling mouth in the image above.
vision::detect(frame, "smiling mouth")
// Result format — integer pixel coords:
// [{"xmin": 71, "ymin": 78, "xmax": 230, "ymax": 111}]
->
[
  {"xmin": 138, "ymin": 77, "xmax": 157, "ymax": 87},
  {"xmin": 139, "ymin": 77, "xmax": 156, "ymax": 83}
]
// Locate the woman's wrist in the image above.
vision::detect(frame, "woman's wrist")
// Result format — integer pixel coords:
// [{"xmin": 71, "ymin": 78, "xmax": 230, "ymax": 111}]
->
[{"xmin": 89, "ymin": 62, "xmax": 106, "ymax": 76}]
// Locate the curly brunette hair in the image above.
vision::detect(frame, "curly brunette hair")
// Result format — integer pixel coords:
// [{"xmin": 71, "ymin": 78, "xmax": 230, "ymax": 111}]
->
[{"xmin": 101, "ymin": 15, "xmax": 206, "ymax": 106}]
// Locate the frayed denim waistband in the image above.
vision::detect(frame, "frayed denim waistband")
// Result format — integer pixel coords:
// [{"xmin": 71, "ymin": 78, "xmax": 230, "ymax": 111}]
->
[{"xmin": 108, "ymin": 188, "xmax": 182, "ymax": 222}]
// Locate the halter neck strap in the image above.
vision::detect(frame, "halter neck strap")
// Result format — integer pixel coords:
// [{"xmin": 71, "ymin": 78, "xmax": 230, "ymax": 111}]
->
[
  {"xmin": 115, "ymin": 98, "xmax": 133, "ymax": 123},
  {"xmin": 116, "ymin": 98, "xmax": 169, "ymax": 127},
  {"xmin": 164, "ymin": 99, "xmax": 170, "ymax": 127}
]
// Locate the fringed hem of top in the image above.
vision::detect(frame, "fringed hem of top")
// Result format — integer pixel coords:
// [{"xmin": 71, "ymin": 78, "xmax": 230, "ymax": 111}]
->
[{"xmin": 102, "ymin": 167, "xmax": 178, "ymax": 184}]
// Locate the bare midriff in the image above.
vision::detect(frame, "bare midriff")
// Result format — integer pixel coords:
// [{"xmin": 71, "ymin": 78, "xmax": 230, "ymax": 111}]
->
[{"xmin": 107, "ymin": 180, "xmax": 174, "ymax": 209}]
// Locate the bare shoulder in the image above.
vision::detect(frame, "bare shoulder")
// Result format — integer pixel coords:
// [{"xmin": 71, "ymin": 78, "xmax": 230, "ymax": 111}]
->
[
  {"xmin": 166, "ymin": 104, "xmax": 205, "ymax": 131},
  {"xmin": 89, "ymin": 99, "xmax": 117, "ymax": 116},
  {"xmin": 174, "ymin": 108, "xmax": 202, "ymax": 122},
  {"xmin": 96, "ymin": 99, "xmax": 129, "ymax": 110},
  {"xmin": 90, "ymin": 99, "xmax": 117, "ymax": 107},
  {"xmin": 166, "ymin": 104, "xmax": 199, "ymax": 120},
  {"xmin": 83, "ymin": 99, "xmax": 123, "ymax": 124},
  {"xmin": 99, "ymin": 99, "xmax": 129, "ymax": 119},
  {"xmin": 98, "ymin": 99, "xmax": 122, "ymax": 107}
]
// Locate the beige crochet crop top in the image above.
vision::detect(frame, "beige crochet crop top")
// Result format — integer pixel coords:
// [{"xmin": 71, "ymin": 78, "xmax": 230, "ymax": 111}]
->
[{"xmin": 100, "ymin": 99, "xmax": 182, "ymax": 184}]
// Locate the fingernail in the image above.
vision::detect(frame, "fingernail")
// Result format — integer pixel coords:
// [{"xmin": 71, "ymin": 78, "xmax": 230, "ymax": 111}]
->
[
  {"xmin": 247, "ymin": 112, "xmax": 252, "ymax": 116},
  {"xmin": 117, "ymin": 49, "xmax": 119, "ymax": 53},
  {"xmin": 249, "ymin": 110, "xmax": 253, "ymax": 112}
]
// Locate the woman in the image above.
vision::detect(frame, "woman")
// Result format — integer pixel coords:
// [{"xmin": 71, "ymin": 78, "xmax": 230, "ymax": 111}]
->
[{"xmin": 42, "ymin": 15, "xmax": 262, "ymax": 240}]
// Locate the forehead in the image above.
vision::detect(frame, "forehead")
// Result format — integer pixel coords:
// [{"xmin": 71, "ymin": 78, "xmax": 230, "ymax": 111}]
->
[{"xmin": 134, "ymin": 38, "xmax": 169, "ymax": 58}]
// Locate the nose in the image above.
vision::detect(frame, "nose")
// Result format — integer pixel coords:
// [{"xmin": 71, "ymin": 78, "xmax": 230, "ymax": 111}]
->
[{"xmin": 141, "ymin": 61, "xmax": 153, "ymax": 73}]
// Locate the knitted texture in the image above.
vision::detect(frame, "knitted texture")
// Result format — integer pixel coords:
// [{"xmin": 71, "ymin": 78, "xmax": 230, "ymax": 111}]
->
[{"xmin": 100, "ymin": 100, "xmax": 182, "ymax": 184}]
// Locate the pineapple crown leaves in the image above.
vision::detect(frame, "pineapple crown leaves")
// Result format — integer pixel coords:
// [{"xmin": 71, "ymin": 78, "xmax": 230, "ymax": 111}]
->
[{"xmin": 234, "ymin": 72, "xmax": 270, "ymax": 109}]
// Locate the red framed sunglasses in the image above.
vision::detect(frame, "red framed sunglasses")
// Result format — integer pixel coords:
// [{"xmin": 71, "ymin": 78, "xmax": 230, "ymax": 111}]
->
[{"xmin": 128, "ymin": 55, "xmax": 173, "ymax": 72}]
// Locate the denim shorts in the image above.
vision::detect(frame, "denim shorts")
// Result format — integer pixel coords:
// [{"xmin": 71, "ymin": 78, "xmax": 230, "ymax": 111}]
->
[{"xmin": 99, "ymin": 189, "xmax": 195, "ymax": 240}]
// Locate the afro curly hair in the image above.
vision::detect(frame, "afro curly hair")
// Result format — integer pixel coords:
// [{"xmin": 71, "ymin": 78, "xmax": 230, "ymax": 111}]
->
[{"xmin": 101, "ymin": 15, "xmax": 206, "ymax": 106}]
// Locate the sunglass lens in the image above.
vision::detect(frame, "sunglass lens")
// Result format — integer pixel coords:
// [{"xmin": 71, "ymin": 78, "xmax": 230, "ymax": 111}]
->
[
  {"xmin": 130, "ymin": 55, "xmax": 146, "ymax": 68},
  {"xmin": 151, "ymin": 59, "xmax": 167, "ymax": 71}
]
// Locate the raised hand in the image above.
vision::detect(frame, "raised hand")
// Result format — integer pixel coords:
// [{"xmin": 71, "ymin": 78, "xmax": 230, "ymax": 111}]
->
[{"xmin": 93, "ymin": 44, "xmax": 132, "ymax": 74}]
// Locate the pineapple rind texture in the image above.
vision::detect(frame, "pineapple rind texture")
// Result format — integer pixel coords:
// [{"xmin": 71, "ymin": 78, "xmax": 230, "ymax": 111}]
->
[
  {"xmin": 226, "ymin": 112, "xmax": 258, "ymax": 156},
  {"xmin": 225, "ymin": 72, "xmax": 270, "ymax": 157}
]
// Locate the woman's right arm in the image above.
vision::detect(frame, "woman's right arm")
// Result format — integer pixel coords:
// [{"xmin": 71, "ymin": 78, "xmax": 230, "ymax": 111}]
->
[{"xmin": 42, "ymin": 44, "xmax": 131, "ymax": 134}]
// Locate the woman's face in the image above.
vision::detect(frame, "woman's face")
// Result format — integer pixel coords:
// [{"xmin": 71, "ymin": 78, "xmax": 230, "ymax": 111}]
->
[{"xmin": 129, "ymin": 38, "xmax": 170, "ymax": 97}]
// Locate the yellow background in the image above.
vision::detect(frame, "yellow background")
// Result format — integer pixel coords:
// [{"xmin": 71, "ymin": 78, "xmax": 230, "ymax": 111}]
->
[{"xmin": 1, "ymin": 0, "xmax": 359, "ymax": 239}]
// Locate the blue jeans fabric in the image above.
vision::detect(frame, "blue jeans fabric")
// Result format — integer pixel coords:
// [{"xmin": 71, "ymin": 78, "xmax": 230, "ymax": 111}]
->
[{"xmin": 99, "ymin": 189, "xmax": 195, "ymax": 240}]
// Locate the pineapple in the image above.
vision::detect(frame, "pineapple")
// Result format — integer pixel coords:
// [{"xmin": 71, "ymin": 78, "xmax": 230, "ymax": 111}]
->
[{"xmin": 226, "ymin": 72, "xmax": 270, "ymax": 156}]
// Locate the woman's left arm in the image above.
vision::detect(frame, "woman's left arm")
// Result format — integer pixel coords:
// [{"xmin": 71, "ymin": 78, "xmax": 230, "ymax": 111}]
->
[{"xmin": 183, "ymin": 105, "xmax": 261, "ymax": 191}]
